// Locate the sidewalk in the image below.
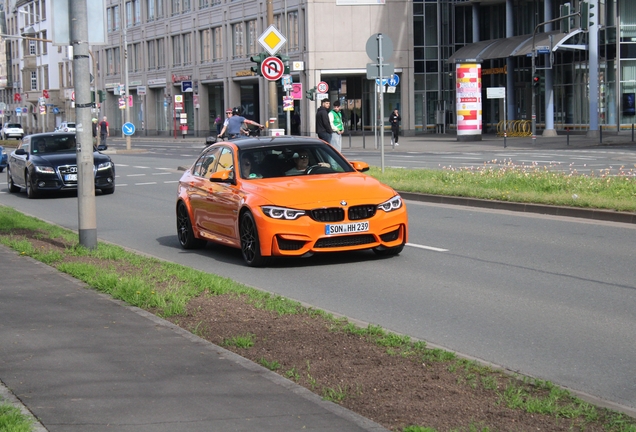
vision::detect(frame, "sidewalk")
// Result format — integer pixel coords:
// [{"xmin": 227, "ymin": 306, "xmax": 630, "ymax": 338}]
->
[
  {"xmin": 110, "ymin": 130, "xmax": 636, "ymax": 154},
  {"xmin": 0, "ymin": 245, "xmax": 387, "ymax": 432}
]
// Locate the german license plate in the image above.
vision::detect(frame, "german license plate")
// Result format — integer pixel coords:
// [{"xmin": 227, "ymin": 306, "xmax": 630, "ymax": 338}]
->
[
  {"xmin": 64, "ymin": 174, "xmax": 77, "ymax": 181},
  {"xmin": 325, "ymin": 221, "xmax": 369, "ymax": 235}
]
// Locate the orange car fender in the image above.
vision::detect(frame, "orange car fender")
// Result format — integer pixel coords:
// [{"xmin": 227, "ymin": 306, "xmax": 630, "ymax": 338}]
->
[{"xmin": 238, "ymin": 205, "xmax": 275, "ymax": 257}]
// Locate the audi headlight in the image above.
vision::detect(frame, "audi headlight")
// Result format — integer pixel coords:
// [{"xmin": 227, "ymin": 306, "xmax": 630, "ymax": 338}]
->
[
  {"xmin": 377, "ymin": 195, "xmax": 402, "ymax": 212},
  {"xmin": 35, "ymin": 165, "xmax": 55, "ymax": 174},
  {"xmin": 262, "ymin": 206, "xmax": 306, "ymax": 220},
  {"xmin": 97, "ymin": 161, "xmax": 112, "ymax": 171}
]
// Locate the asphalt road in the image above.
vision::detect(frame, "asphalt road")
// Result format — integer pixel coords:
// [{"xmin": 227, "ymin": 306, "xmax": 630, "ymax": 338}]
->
[{"xmin": 1, "ymin": 149, "xmax": 635, "ymax": 416}]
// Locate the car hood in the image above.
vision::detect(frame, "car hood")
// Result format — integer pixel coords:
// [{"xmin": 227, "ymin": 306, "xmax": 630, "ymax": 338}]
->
[
  {"xmin": 31, "ymin": 152, "xmax": 110, "ymax": 166},
  {"xmin": 243, "ymin": 173, "xmax": 398, "ymax": 207}
]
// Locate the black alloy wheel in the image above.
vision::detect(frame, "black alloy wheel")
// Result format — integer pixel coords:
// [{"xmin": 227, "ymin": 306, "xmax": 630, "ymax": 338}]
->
[
  {"xmin": 239, "ymin": 211, "xmax": 269, "ymax": 267},
  {"xmin": 25, "ymin": 171, "xmax": 38, "ymax": 199},
  {"xmin": 176, "ymin": 202, "xmax": 205, "ymax": 249}
]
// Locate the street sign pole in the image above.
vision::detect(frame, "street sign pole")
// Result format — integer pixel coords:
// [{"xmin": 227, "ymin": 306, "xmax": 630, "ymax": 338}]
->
[{"xmin": 378, "ymin": 33, "xmax": 385, "ymax": 173}]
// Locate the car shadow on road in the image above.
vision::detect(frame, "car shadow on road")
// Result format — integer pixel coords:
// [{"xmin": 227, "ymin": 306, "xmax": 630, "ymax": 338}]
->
[{"xmin": 155, "ymin": 234, "xmax": 397, "ymax": 268}]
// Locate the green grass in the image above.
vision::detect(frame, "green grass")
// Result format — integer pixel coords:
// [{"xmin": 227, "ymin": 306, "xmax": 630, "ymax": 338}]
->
[
  {"xmin": 0, "ymin": 402, "xmax": 34, "ymax": 432},
  {"xmin": 366, "ymin": 163, "xmax": 636, "ymax": 212}
]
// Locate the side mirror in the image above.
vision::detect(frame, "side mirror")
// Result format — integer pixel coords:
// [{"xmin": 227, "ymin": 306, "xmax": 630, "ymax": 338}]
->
[
  {"xmin": 15, "ymin": 148, "xmax": 26, "ymax": 156},
  {"xmin": 209, "ymin": 169, "xmax": 236, "ymax": 185},
  {"xmin": 350, "ymin": 161, "xmax": 370, "ymax": 172}
]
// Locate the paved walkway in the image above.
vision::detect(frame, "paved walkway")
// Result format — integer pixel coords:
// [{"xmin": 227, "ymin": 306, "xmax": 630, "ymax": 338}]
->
[
  {"xmin": 0, "ymin": 246, "xmax": 386, "ymax": 431},
  {"xmin": 111, "ymin": 129, "xmax": 636, "ymax": 154}
]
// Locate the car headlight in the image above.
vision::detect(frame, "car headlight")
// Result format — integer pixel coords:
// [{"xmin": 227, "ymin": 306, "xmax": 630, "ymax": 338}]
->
[
  {"xmin": 35, "ymin": 165, "xmax": 55, "ymax": 174},
  {"xmin": 97, "ymin": 161, "xmax": 112, "ymax": 171},
  {"xmin": 377, "ymin": 195, "xmax": 402, "ymax": 212},
  {"xmin": 262, "ymin": 206, "xmax": 306, "ymax": 220}
]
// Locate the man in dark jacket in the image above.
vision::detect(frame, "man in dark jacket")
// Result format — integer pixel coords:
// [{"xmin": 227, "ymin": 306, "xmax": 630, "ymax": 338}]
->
[{"xmin": 315, "ymin": 99, "xmax": 332, "ymax": 143}]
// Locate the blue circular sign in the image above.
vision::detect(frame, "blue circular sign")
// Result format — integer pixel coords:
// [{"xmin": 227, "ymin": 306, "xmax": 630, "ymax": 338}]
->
[
  {"xmin": 387, "ymin": 74, "xmax": 400, "ymax": 87},
  {"xmin": 122, "ymin": 122, "xmax": 136, "ymax": 136}
]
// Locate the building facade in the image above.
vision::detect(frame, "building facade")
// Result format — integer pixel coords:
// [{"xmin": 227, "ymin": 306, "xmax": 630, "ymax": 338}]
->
[
  {"xmin": 0, "ymin": 0, "xmax": 78, "ymax": 134},
  {"xmin": 1, "ymin": 0, "xmax": 635, "ymax": 138}
]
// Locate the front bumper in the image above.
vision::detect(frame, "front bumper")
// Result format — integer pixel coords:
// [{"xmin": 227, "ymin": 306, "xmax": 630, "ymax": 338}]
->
[{"xmin": 254, "ymin": 206, "xmax": 408, "ymax": 257}]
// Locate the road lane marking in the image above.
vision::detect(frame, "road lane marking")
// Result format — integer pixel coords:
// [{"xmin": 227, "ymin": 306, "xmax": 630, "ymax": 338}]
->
[
  {"xmin": 152, "ymin": 172, "xmax": 172, "ymax": 175},
  {"xmin": 127, "ymin": 174, "xmax": 146, "ymax": 177},
  {"xmin": 407, "ymin": 243, "xmax": 448, "ymax": 252},
  {"xmin": 135, "ymin": 182, "xmax": 157, "ymax": 185}
]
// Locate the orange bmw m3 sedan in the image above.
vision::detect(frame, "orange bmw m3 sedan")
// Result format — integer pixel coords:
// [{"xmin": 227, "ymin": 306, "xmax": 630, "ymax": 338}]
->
[{"xmin": 176, "ymin": 136, "xmax": 408, "ymax": 266}]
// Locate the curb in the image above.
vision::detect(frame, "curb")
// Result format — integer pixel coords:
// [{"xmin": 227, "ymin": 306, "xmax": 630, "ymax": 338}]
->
[{"xmin": 399, "ymin": 192, "xmax": 636, "ymax": 224}]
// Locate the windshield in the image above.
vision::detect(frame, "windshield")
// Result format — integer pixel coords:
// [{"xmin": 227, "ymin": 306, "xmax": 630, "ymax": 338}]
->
[
  {"xmin": 238, "ymin": 144, "xmax": 355, "ymax": 179},
  {"xmin": 6, "ymin": 124, "xmax": 22, "ymax": 128},
  {"xmin": 30, "ymin": 136, "xmax": 77, "ymax": 155}
]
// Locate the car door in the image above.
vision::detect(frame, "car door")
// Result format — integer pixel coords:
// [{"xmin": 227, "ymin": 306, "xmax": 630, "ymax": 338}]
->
[
  {"xmin": 188, "ymin": 147, "xmax": 221, "ymax": 235},
  {"xmin": 206, "ymin": 146, "xmax": 243, "ymax": 242},
  {"xmin": 9, "ymin": 140, "xmax": 29, "ymax": 185}
]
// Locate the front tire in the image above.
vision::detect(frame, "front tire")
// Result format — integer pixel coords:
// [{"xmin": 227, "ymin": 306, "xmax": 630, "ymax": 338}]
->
[
  {"xmin": 7, "ymin": 168, "xmax": 20, "ymax": 193},
  {"xmin": 176, "ymin": 202, "xmax": 205, "ymax": 249},
  {"xmin": 25, "ymin": 171, "xmax": 38, "ymax": 199},
  {"xmin": 240, "ymin": 211, "xmax": 269, "ymax": 267}
]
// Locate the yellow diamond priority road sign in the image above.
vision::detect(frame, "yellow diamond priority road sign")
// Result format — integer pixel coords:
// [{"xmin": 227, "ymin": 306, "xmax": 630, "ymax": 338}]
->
[{"xmin": 258, "ymin": 25, "xmax": 286, "ymax": 56}]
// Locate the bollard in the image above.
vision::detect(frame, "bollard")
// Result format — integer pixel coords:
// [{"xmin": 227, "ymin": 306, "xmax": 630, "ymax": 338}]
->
[
  {"xmin": 566, "ymin": 127, "xmax": 570, "ymax": 146},
  {"xmin": 632, "ymin": 123, "xmax": 634, "ymax": 142},
  {"xmin": 599, "ymin": 125, "xmax": 602, "ymax": 144}
]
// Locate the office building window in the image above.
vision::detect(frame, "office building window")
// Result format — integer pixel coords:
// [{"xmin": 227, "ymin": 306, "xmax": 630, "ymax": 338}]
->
[
  {"xmin": 199, "ymin": 0, "xmax": 208, "ymax": 8},
  {"xmin": 287, "ymin": 11, "xmax": 299, "ymax": 51},
  {"xmin": 213, "ymin": 27, "xmax": 223, "ymax": 61},
  {"xmin": 114, "ymin": 47, "xmax": 121, "ymax": 74},
  {"xmin": 183, "ymin": 33, "xmax": 192, "ymax": 65},
  {"xmin": 147, "ymin": 0, "xmax": 155, "ymax": 21},
  {"xmin": 42, "ymin": 31, "xmax": 47, "ymax": 54},
  {"xmin": 31, "ymin": 71, "xmax": 37, "ymax": 90},
  {"xmin": 200, "ymin": 29, "xmax": 211, "ymax": 63},
  {"xmin": 247, "ymin": 20, "xmax": 258, "ymax": 56},
  {"xmin": 126, "ymin": 1, "xmax": 133, "ymax": 27},
  {"xmin": 172, "ymin": 35, "xmax": 181, "ymax": 66},
  {"xmin": 157, "ymin": 38, "xmax": 165, "ymax": 68},
  {"xmin": 29, "ymin": 40, "xmax": 36, "ymax": 55},
  {"xmin": 148, "ymin": 40, "xmax": 156, "ymax": 69},
  {"xmin": 183, "ymin": 0, "xmax": 191, "ymax": 13},
  {"xmin": 134, "ymin": 0, "xmax": 141, "ymax": 24},
  {"xmin": 40, "ymin": 0, "xmax": 46, "ymax": 20},
  {"xmin": 233, "ymin": 22, "xmax": 244, "ymax": 58}
]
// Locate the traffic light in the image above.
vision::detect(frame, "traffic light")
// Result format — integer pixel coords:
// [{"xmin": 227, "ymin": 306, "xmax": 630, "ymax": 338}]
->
[
  {"xmin": 305, "ymin": 87, "xmax": 316, "ymax": 101},
  {"xmin": 98, "ymin": 90, "xmax": 105, "ymax": 102},
  {"xmin": 560, "ymin": 3, "xmax": 571, "ymax": 33},
  {"xmin": 532, "ymin": 74, "xmax": 540, "ymax": 88},
  {"xmin": 276, "ymin": 54, "xmax": 290, "ymax": 75},
  {"xmin": 580, "ymin": 1, "xmax": 594, "ymax": 31},
  {"xmin": 250, "ymin": 52, "xmax": 267, "ymax": 76}
]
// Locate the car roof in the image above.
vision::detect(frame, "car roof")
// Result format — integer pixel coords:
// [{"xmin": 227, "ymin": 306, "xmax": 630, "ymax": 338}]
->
[
  {"xmin": 25, "ymin": 132, "xmax": 75, "ymax": 140},
  {"xmin": 220, "ymin": 136, "xmax": 326, "ymax": 151}
]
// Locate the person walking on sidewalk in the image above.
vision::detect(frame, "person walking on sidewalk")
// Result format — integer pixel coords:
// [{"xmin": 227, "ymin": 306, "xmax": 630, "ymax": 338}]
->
[
  {"xmin": 99, "ymin": 116, "xmax": 109, "ymax": 148},
  {"xmin": 315, "ymin": 99, "xmax": 333, "ymax": 144},
  {"xmin": 328, "ymin": 100, "xmax": 344, "ymax": 151},
  {"xmin": 389, "ymin": 109, "xmax": 401, "ymax": 146}
]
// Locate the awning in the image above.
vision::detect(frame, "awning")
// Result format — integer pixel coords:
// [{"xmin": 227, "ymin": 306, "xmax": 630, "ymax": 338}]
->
[{"xmin": 447, "ymin": 29, "xmax": 584, "ymax": 63}]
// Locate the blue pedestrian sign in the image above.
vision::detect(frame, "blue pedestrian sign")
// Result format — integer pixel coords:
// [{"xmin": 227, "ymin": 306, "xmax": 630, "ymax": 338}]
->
[
  {"xmin": 387, "ymin": 74, "xmax": 400, "ymax": 87},
  {"xmin": 122, "ymin": 122, "xmax": 136, "ymax": 136}
]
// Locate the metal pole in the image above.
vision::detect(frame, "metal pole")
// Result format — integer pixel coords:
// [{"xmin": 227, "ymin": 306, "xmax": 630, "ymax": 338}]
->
[
  {"xmin": 378, "ymin": 33, "xmax": 385, "ymax": 173},
  {"xmin": 267, "ymin": 0, "xmax": 277, "ymax": 132},
  {"xmin": 503, "ymin": 91, "xmax": 507, "ymax": 148},
  {"xmin": 122, "ymin": 5, "xmax": 131, "ymax": 150},
  {"xmin": 531, "ymin": 27, "xmax": 537, "ymax": 145},
  {"xmin": 70, "ymin": 0, "xmax": 97, "ymax": 249}
]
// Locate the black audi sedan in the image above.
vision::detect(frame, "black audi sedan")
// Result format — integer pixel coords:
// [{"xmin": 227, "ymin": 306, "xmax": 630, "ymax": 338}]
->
[{"xmin": 6, "ymin": 133, "xmax": 115, "ymax": 198}]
